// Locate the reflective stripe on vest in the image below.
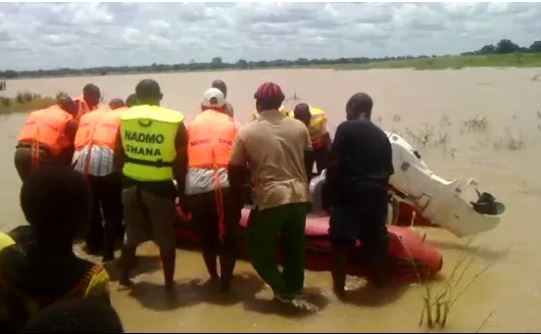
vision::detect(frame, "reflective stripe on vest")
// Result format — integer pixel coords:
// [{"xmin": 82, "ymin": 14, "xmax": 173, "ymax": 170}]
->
[
  {"xmin": 120, "ymin": 105, "xmax": 184, "ymax": 182},
  {"xmin": 74, "ymin": 106, "xmax": 123, "ymax": 150},
  {"xmin": 187, "ymin": 109, "xmax": 238, "ymax": 168},
  {"xmin": 17, "ymin": 105, "xmax": 73, "ymax": 156}
]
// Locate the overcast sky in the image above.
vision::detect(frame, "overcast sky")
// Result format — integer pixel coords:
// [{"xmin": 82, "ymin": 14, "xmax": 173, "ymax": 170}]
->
[{"xmin": 1, "ymin": 2, "xmax": 540, "ymax": 71}]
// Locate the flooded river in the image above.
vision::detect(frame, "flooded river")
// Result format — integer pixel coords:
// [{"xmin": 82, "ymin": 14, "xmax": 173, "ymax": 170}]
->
[{"xmin": 1, "ymin": 68, "xmax": 540, "ymax": 332}]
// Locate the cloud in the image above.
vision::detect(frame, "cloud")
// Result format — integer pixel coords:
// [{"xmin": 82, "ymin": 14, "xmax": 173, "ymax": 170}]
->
[
  {"xmin": 0, "ymin": 30, "xmax": 13, "ymax": 42},
  {"xmin": 0, "ymin": 2, "xmax": 540, "ymax": 70}
]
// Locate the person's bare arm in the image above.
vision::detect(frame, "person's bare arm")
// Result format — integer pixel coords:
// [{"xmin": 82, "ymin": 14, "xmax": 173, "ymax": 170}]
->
[
  {"xmin": 228, "ymin": 131, "xmax": 249, "ymax": 209},
  {"xmin": 324, "ymin": 124, "xmax": 345, "ymax": 208},
  {"xmin": 173, "ymin": 122, "xmax": 188, "ymax": 198},
  {"xmin": 228, "ymin": 132, "xmax": 248, "ymax": 187},
  {"xmin": 60, "ymin": 119, "xmax": 78, "ymax": 165},
  {"xmin": 303, "ymin": 126, "xmax": 313, "ymax": 181},
  {"xmin": 113, "ymin": 131, "xmax": 125, "ymax": 172}
]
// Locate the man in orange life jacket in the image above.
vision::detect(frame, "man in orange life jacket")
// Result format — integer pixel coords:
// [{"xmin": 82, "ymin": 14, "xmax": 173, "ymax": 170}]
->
[
  {"xmin": 72, "ymin": 98, "xmax": 127, "ymax": 261},
  {"xmin": 73, "ymin": 84, "xmax": 101, "ymax": 122},
  {"xmin": 185, "ymin": 88, "xmax": 241, "ymax": 292},
  {"xmin": 14, "ymin": 97, "xmax": 78, "ymax": 181}
]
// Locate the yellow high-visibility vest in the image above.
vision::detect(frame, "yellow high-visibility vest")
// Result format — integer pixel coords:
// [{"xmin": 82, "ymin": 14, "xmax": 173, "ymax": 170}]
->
[{"xmin": 120, "ymin": 105, "xmax": 184, "ymax": 182}]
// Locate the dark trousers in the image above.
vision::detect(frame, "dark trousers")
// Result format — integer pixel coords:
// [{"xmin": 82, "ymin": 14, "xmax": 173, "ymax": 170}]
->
[
  {"xmin": 329, "ymin": 187, "xmax": 390, "ymax": 285},
  {"xmin": 248, "ymin": 203, "xmax": 307, "ymax": 296},
  {"xmin": 14, "ymin": 146, "xmax": 56, "ymax": 181},
  {"xmin": 85, "ymin": 173, "xmax": 123, "ymax": 259},
  {"xmin": 188, "ymin": 188, "xmax": 241, "ymax": 286}
]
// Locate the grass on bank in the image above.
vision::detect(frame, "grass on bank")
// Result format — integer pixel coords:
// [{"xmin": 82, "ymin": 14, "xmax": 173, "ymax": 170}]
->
[
  {"xmin": 316, "ymin": 53, "xmax": 541, "ymax": 71},
  {"xmin": 0, "ymin": 91, "xmax": 55, "ymax": 114}
]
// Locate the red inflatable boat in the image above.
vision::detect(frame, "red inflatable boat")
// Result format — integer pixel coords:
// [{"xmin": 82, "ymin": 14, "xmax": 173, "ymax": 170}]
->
[{"xmin": 176, "ymin": 207, "xmax": 442, "ymax": 282}]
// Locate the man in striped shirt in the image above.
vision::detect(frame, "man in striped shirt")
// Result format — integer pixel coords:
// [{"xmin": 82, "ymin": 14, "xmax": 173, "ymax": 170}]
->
[{"xmin": 72, "ymin": 98, "xmax": 126, "ymax": 261}]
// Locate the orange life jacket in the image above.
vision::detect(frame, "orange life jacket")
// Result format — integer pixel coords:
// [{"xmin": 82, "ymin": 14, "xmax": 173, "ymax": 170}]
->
[
  {"xmin": 17, "ymin": 105, "xmax": 73, "ymax": 156},
  {"xmin": 74, "ymin": 106, "xmax": 123, "ymax": 150},
  {"xmin": 73, "ymin": 97, "xmax": 103, "ymax": 123},
  {"xmin": 187, "ymin": 109, "xmax": 238, "ymax": 168},
  {"xmin": 72, "ymin": 97, "xmax": 90, "ymax": 123}
]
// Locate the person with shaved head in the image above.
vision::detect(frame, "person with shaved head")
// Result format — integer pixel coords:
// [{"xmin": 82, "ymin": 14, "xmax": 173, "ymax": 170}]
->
[
  {"xmin": 73, "ymin": 84, "xmax": 102, "ymax": 122},
  {"xmin": 125, "ymin": 93, "xmax": 138, "ymax": 107},
  {"xmin": 325, "ymin": 92, "xmax": 394, "ymax": 295}
]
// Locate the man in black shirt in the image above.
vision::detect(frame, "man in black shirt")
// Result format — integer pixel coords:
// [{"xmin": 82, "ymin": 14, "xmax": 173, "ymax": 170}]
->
[{"xmin": 325, "ymin": 92, "xmax": 394, "ymax": 295}]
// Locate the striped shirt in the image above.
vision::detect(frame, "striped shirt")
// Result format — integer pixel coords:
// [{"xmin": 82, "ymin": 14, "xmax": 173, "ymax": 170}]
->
[
  {"xmin": 72, "ymin": 146, "xmax": 116, "ymax": 176},
  {"xmin": 185, "ymin": 167, "xmax": 230, "ymax": 195}
]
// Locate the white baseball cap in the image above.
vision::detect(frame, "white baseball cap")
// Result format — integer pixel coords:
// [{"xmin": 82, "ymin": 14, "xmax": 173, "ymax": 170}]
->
[{"xmin": 202, "ymin": 88, "xmax": 225, "ymax": 108}]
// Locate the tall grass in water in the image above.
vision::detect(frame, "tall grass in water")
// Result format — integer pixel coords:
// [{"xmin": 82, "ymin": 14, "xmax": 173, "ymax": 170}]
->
[
  {"xmin": 492, "ymin": 130, "xmax": 527, "ymax": 151},
  {"xmin": 0, "ymin": 90, "xmax": 56, "ymax": 114},
  {"xmin": 417, "ymin": 238, "xmax": 500, "ymax": 330}
]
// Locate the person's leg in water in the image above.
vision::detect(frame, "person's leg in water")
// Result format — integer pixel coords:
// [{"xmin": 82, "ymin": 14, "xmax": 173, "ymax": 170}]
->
[
  {"xmin": 248, "ymin": 206, "xmax": 288, "ymax": 297},
  {"xmin": 359, "ymin": 191, "xmax": 390, "ymax": 288},
  {"xmin": 160, "ymin": 247, "xmax": 176, "ymax": 290},
  {"xmin": 219, "ymin": 190, "xmax": 240, "ymax": 292},
  {"xmin": 120, "ymin": 245, "xmax": 137, "ymax": 287},
  {"xmin": 331, "ymin": 241, "xmax": 350, "ymax": 297},
  {"xmin": 281, "ymin": 203, "xmax": 307, "ymax": 296},
  {"xmin": 119, "ymin": 186, "xmax": 146, "ymax": 287},
  {"xmin": 329, "ymin": 205, "xmax": 357, "ymax": 297},
  {"xmin": 86, "ymin": 176, "xmax": 104, "ymax": 255},
  {"xmin": 100, "ymin": 174, "xmax": 123, "ymax": 262},
  {"xmin": 144, "ymin": 190, "xmax": 177, "ymax": 290},
  {"xmin": 190, "ymin": 192, "xmax": 219, "ymax": 280}
]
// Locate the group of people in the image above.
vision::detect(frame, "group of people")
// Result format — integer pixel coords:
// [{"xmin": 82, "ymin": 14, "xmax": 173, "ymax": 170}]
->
[{"xmin": 0, "ymin": 77, "xmax": 394, "ymax": 329}]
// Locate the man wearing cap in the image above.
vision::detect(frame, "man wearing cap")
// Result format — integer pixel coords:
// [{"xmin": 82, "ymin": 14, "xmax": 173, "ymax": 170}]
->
[
  {"xmin": 229, "ymin": 82, "xmax": 313, "ymax": 305},
  {"xmin": 185, "ymin": 88, "xmax": 241, "ymax": 292},
  {"xmin": 211, "ymin": 79, "xmax": 235, "ymax": 117}
]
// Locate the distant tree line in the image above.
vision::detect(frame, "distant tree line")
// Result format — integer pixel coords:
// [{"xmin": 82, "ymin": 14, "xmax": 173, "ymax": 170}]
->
[
  {"xmin": 0, "ymin": 56, "xmax": 415, "ymax": 79},
  {"xmin": 1, "ymin": 39, "xmax": 540, "ymax": 79},
  {"xmin": 461, "ymin": 39, "xmax": 541, "ymax": 56}
]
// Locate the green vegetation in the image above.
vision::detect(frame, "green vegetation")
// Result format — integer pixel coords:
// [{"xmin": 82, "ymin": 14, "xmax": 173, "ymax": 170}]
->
[
  {"xmin": 1, "ymin": 39, "xmax": 540, "ymax": 79},
  {"xmin": 318, "ymin": 53, "xmax": 541, "ymax": 71},
  {"xmin": 418, "ymin": 239, "xmax": 500, "ymax": 330},
  {"xmin": 0, "ymin": 91, "xmax": 55, "ymax": 114}
]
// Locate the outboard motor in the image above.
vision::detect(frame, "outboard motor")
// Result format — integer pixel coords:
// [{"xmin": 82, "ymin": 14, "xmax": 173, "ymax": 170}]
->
[
  {"xmin": 386, "ymin": 132, "xmax": 504, "ymax": 237},
  {"xmin": 308, "ymin": 133, "xmax": 505, "ymax": 237}
]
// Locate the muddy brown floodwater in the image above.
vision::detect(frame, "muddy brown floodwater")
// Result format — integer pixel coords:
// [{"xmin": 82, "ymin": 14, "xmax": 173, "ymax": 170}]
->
[{"xmin": 1, "ymin": 68, "xmax": 541, "ymax": 332}]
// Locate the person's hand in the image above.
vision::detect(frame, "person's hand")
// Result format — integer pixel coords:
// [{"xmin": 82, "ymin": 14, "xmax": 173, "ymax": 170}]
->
[{"xmin": 175, "ymin": 196, "xmax": 192, "ymax": 222}]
